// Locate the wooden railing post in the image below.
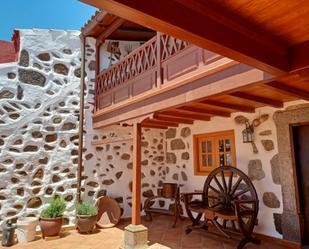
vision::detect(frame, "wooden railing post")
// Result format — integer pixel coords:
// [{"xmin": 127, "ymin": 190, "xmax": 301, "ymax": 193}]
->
[
  {"xmin": 95, "ymin": 39, "xmax": 103, "ymax": 112},
  {"xmin": 156, "ymin": 32, "xmax": 162, "ymax": 88}
]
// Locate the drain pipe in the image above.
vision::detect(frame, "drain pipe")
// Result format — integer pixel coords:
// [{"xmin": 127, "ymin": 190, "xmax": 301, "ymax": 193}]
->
[{"xmin": 77, "ymin": 34, "xmax": 86, "ymax": 203}]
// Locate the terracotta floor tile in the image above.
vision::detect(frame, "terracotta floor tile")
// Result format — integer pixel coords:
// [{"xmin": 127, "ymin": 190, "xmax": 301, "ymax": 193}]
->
[{"xmin": 3, "ymin": 216, "xmax": 294, "ymax": 249}]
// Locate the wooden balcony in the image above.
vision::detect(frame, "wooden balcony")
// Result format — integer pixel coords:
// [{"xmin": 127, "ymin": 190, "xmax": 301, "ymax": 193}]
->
[
  {"xmin": 94, "ymin": 32, "xmax": 236, "ymax": 115},
  {"xmin": 92, "ymin": 33, "xmax": 309, "ymax": 130}
]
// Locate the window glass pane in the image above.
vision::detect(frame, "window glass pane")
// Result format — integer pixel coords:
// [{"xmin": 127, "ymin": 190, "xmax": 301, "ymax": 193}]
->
[
  {"xmin": 225, "ymin": 139, "xmax": 231, "ymax": 152},
  {"xmin": 219, "ymin": 139, "xmax": 224, "ymax": 152},
  {"xmin": 202, "ymin": 154, "xmax": 207, "ymax": 166},
  {"xmin": 207, "ymin": 155, "xmax": 212, "ymax": 166},
  {"xmin": 207, "ymin": 140, "xmax": 212, "ymax": 153},
  {"xmin": 226, "ymin": 153, "xmax": 231, "ymax": 166},
  {"xmin": 219, "ymin": 153, "xmax": 225, "ymax": 166},
  {"xmin": 202, "ymin": 141, "xmax": 206, "ymax": 153}
]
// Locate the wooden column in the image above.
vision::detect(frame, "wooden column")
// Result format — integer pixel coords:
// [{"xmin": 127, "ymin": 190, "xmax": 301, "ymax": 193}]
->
[
  {"xmin": 77, "ymin": 35, "xmax": 86, "ymax": 203},
  {"xmin": 132, "ymin": 122, "xmax": 142, "ymax": 225},
  {"xmin": 95, "ymin": 40, "xmax": 102, "ymax": 76}
]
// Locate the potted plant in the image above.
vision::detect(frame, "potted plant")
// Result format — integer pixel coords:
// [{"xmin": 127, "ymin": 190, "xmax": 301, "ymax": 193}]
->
[
  {"xmin": 39, "ymin": 196, "xmax": 66, "ymax": 238},
  {"xmin": 75, "ymin": 201, "xmax": 98, "ymax": 233}
]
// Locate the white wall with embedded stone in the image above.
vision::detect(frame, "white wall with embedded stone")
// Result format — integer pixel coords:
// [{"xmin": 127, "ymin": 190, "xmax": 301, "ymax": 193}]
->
[
  {"xmin": 164, "ymin": 100, "xmax": 308, "ymax": 239},
  {"xmin": 1, "ymin": 28, "xmax": 306, "ymax": 240},
  {"xmin": 0, "ymin": 29, "xmax": 81, "ymax": 226},
  {"xmin": 99, "ymin": 40, "xmax": 142, "ymax": 71},
  {"xmin": 82, "ymin": 37, "xmax": 166, "ymax": 218}
]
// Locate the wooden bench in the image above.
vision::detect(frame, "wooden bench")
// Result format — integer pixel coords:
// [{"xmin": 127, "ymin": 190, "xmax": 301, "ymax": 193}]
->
[{"xmin": 182, "ymin": 166, "xmax": 260, "ymax": 249}]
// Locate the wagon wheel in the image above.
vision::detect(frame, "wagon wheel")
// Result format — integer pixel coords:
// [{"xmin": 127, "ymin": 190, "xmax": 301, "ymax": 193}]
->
[{"xmin": 203, "ymin": 166, "xmax": 259, "ymax": 236}]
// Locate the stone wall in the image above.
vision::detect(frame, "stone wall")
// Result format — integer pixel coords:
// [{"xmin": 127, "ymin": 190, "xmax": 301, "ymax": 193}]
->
[
  {"xmin": 163, "ymin": 100, "xmax": 307, "ymax": 238},
  {"xmin": 82, "ymin": 37, "xmax": 166, "ymax": 217},
  {"xmin": 0, "ymin": 29, "xmax": 81, "ymax": 225},
  {"xmin": 1, "ymin": 29, "xmax": 307, "ymax": 239}
]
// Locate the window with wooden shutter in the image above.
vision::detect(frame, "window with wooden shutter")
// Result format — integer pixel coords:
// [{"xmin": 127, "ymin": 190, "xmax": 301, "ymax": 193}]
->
[{"xmin": 193, "ymin": 130, "xmax": 236, "ymax": 175}]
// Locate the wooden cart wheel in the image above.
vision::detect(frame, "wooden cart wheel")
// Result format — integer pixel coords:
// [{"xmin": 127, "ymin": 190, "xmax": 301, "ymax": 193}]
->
[{"xmin": 203, "ymin": 166, "xmax": 259, "ymax": 233}]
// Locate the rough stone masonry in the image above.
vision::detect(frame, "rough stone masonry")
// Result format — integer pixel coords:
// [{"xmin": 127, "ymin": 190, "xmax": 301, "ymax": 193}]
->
[{"xmin": 0, "ymin": 29, "xmax": 81, "ymax": 225}]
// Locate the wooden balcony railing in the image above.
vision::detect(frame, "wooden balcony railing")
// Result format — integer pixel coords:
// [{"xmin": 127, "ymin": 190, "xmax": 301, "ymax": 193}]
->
[
  {"xmin": 96, "ymin": 36, "xmax": 158, "ymax": 94},
  {"xmin": 95, "ymin": 32, "xmax": 224, "ymax": 113},
  {"xmin": 160, "ymin": 33, "xmax": 190, "ymax": 61}
]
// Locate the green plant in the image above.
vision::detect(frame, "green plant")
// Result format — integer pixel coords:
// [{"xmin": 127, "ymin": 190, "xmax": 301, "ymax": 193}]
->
[
  {"xmin": 76, "ymin": 201, "xmax": 98, "ymax": 216},
  {"xmin": 41, "ymin": 196, "xmax": 66, "ymax": 218}
]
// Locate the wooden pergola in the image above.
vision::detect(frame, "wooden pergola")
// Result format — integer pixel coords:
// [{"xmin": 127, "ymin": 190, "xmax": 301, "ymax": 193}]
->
[{"xmin": 79, "ymin": 1, "xmax": 309, "ymax": 247}]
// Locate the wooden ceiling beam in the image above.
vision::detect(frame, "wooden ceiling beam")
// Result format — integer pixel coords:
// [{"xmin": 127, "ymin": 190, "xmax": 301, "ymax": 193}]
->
[
  {"xmin": 108, "ymin": 29, "xmax": 156, "ymax": 41},
  {"xmin": 143, "ymin": 119, "xmax": 179, "ymax": 127},
  {"xmin": 230, "ymin": 92, "xmax": 283, "ymax": 108},
  {"xmin": 289, "ymin": 40, "xmax": 309, "ymax": 73},
  {"xmin": 200, "ymin": 99, "xmax": 255, "ymax": 113},
  {"xmin": 97, "ymin": 17, "xmax": 125, "ymax": 41},
  {"xmin": 265, "ymin": 81, "xmax": 309, "ymax": 101},
  {"xmin": 177, "ymin": 106, "xmax": 231, "ymax": 117},
  {"xmin": 141, "ymin": 124, "xmax": 168, "ymax": 129},
  {"xmin": 161, "ymin": 110, "xmax": 210, "ymax": 121},
  {"xmin": 154, "ymin": 114, "xmax": 194, "ymax": 124},
  {"xmin": 81, "ymin": 0, "xmax": 289, "ymax": 75}
]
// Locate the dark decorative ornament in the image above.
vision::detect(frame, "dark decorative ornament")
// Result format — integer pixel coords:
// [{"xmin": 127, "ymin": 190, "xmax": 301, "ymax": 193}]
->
[
  {"xmin": 2, "ymin": 220, "xmax": 16, "ymax": 247},
  {"xmin": 242, "ymin": 121, "xmax": 254, "ymax": 143}
]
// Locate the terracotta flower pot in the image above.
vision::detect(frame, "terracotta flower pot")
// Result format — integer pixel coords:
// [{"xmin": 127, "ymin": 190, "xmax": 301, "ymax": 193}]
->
[
  {"xmin": 39, "ymin": 216, "xmax": 63, "ymax": 238},
  {"xmin": 76, "ymin": 214, "xmax": 97, "ymax": 233}
]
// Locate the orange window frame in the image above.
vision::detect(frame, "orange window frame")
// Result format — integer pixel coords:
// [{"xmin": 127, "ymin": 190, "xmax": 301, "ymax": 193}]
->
[{"xmin": 193, "ymin": 130, "xmax": 236, "ymax": 176}]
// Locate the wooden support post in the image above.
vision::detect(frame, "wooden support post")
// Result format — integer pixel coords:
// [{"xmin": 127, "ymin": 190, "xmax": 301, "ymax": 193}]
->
[
  {"xmin": 123, "ymin": 117, "xmax": 149, "ymax": 249},
  {"xmin": 95, "ymin": 40, "xmax": 102, "ymax": 77},
  {"xmin": 77, "ymin": 35, "xmax": 86, "ymax": 203},
  {"xmin": 132, "ymin": 122, "xmax": 142, "ymax": 225}
]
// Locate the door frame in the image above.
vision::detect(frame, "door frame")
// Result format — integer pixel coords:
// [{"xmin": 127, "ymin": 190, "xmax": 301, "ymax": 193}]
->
[
  {"xmin": 290, "ymin": 122, "xmax": 309, "ymax": 244},
  {"xmin": 274, "ymin": 103, "xmax": 309, "ymax": 243}
]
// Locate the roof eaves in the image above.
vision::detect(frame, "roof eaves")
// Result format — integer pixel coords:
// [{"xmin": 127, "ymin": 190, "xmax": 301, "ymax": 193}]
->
[{"xmin": 81, "ymin": 10, "xmax": 108, "ymax": 36}]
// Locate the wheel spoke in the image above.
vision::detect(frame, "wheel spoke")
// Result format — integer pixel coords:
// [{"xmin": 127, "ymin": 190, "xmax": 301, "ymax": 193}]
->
[
  {"xmin": 223, "ymin": 219, "xmax": 227, "ymax": 229},
  {"xmin": 230, "ymin": 177, "xmax": 242, "ymax": 196},
  {"xmin": 233, "ymin": 188, "xmax": 250, "ymax": 198},
  {"xmin": 231, "ymin": 220, "xmax": 237, "ymax": 231},
  {"xmin": 230, "ymin": 204, "xmax": 235, "ymax": 212},
  {"xmin": 209, "ymin": 185, "xmax": 221, "ymax": 195},
  {"xmin": 211, "ymin": 202, "xmax": 224, "ymax": 209},
  {"xmin": 227, "ymin": 171, "xmax": 234, "ymax": 194},
  {"xmin": 214, "ymin": 175, "xmax": 225, "ymax": 193},
  {"xmin": 220, "ymin": 170, "xmax": 227, "ymax": 193}
]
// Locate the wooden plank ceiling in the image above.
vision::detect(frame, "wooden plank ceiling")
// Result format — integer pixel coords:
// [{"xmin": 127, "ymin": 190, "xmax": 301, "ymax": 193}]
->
[
  {"xmin": 81, "ymin": 10, "xmax": 156, "ymax": 41},
  {"xmin": 141, "ymin": 76, "xmax": 309, "ymax": 129},
  {"xmin": 81, "ymin": 0, "xmax": 309, "ymax": 75}
]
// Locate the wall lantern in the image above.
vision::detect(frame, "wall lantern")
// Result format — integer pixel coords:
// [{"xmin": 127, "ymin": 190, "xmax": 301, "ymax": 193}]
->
[{"xmin": 242, "ymin": 121, "xmax": 254, "ymax": 143}]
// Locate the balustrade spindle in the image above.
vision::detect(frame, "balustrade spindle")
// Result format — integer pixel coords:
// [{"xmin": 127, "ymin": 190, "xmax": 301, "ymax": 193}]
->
[{"xmin": 95, "ymin": 33, "xmax": 190, "ymax": 111}]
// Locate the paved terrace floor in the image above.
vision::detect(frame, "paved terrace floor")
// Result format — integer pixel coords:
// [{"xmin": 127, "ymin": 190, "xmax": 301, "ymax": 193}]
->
[{"xmin": 4, "ymin": 215, "xmax": 294, "ymax": 249}]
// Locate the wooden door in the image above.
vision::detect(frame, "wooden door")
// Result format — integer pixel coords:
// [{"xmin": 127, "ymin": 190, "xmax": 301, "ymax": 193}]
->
[{"xmin": 293, "ymin": 125, "xmax": 309, "ymax": 246}]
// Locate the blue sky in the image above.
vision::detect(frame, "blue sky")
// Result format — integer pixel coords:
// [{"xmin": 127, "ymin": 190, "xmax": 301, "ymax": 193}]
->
[{"xmin": 0, "ymin": 0, "xmax": 97, "ymax": 41}]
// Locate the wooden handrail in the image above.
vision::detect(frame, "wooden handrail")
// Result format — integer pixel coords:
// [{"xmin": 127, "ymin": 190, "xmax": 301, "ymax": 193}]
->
[
  {"xmin": 101, "ymin": 35, "xmax": 157, "ymax": 74},
  {"xmin": 95, "ymin": 33, "xmax": 191, "ymax": 111}
]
